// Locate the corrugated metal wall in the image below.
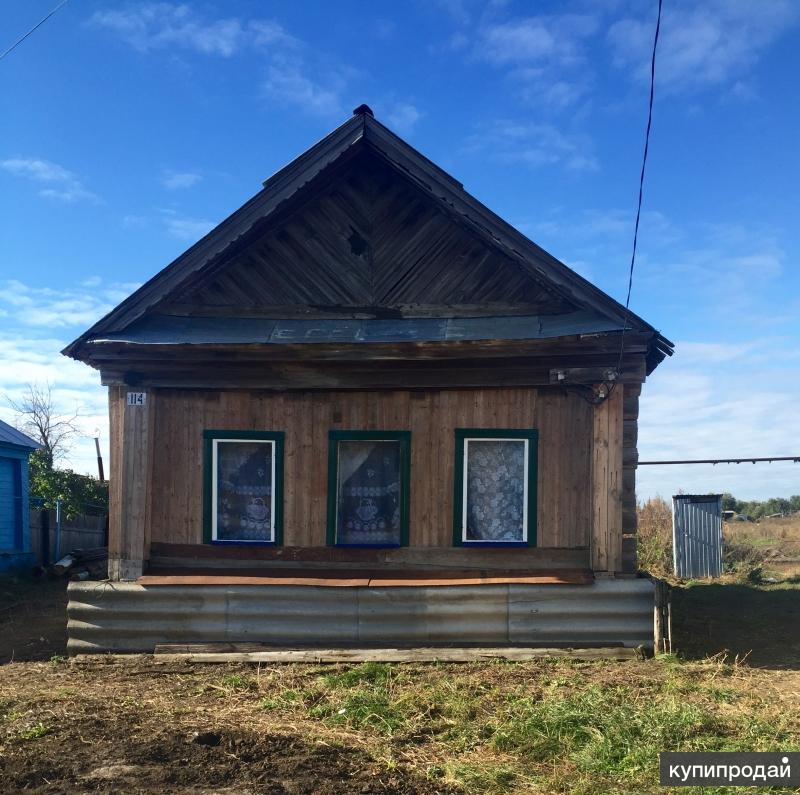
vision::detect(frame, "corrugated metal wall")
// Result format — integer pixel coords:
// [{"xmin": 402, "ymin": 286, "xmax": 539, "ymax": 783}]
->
[
  {"xmin": 672, "ymin": 495, "xmax": 723, "ymax": 578},
  {"xmin": 67, "ymin": 579, "xmax": 655, "ymax": 654}
]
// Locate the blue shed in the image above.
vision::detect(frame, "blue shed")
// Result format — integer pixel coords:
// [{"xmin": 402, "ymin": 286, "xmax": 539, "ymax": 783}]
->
[{"xmin": 0, "ymin": 419, "xmax": 41, "ymax": 571}]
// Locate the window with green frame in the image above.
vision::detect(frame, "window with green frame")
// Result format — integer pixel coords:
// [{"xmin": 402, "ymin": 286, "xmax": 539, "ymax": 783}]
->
[
  {"xmin": 203, "ymin": 430, "xmax": 284, "ymax": 545},
  {"xmin": 327, "ymin": 430, "xmax": 410, "ymax": 547},
  {"xmin": 453, "ymin": 428, "xmax": 538, "ymax": 547}
]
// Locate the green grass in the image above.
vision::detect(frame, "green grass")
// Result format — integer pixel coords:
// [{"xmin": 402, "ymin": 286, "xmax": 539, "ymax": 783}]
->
[
  {"xmin": 17, "ymin": 722, "xmax": 51, "ymax": 740},
  {"xmin": 222, "ymin": 653, "xmax": 800, "ymax": 792},
  {"xmin": 219, "ymin": 673, "xmax": 256, "ymax": 691},
  {"xmin": 0, "ymin": 698, "xmax": 15, "ymax": 722}
]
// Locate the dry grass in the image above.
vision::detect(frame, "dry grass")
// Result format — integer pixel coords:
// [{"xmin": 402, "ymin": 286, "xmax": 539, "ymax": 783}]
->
[
  {"xmin": 2, "ymin": 654, "xmax": 800, "ymax": 794},
  {"xmin": 636, "ymin": 496, "xmax": 673, "ymax": 578},
  {"xmin": 636, "ymin": 499, "xmax": 800, "ymax": 581}
]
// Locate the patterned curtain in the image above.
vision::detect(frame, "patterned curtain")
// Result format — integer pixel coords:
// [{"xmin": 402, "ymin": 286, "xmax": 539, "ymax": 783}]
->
[
  {"xmin": 336, "ymin": 440, "xmax": 401, "ymax": 545},
  {"xmin": 215, "ymin": 441, "xmax": 273, "ymax": 541},
  {"xmin": 465, "ymin": 439, "xmax": 526, "ymax": 542}
]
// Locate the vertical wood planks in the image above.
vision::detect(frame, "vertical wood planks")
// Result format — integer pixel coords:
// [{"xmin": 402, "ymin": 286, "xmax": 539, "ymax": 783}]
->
[
  {"xmin": 590, "ymin": 386, "xmax": 623, "ymax": 573},
  {"xmin": 109, "ymin": 387, "xmax": 154, "ymax": 580},
  {"xmin": 141, "ymin": 386, "xmax": 595, "ymax": 556}
]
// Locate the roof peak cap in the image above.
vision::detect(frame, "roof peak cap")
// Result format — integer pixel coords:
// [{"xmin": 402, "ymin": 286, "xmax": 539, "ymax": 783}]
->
[{"xmin": 352, "ymin": 103, "xmax": 374, "ymax": 118}]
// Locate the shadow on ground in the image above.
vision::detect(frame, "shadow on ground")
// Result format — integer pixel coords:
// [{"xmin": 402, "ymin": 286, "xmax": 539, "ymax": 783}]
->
[
  {"xmin": 672, "ymin": 580, "xmax": 800, "ymax": 669},
  {"xmin": 0, "ymin": 574, "xmax": 68, "ymax": 663}
]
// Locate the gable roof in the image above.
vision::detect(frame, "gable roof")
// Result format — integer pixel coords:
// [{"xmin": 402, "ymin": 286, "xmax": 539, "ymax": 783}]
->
[
  {"xmin": 63, "ymin": 105, "xmax": 673, "ymax": 370},
  {"xmin": 0, "ymin": 419, "xmax": 41, "ymax": 451}
]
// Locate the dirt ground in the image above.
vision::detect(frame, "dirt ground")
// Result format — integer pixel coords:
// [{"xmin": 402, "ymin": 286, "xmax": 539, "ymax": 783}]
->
[
  {"xmin": 1, "ymin": 573, "xmax": 799, "ymax": 793},
  {"xmin": 0, "ymin": 657, "xmax": 458, "ymax": 794},
  {"xmin": 0, "ymin": 575, "xmax": 67, "ymax": 664}
]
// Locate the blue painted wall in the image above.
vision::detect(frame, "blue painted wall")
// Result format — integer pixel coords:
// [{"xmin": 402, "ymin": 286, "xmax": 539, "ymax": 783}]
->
[{"xmin": 0, "ymin": 444, "xmax": 34, "ymax": 571}]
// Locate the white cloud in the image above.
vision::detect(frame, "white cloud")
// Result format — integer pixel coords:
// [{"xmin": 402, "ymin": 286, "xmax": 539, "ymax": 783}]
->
[
  {"xmin": 161, "ymin": 169, "xmax": 202, "ymax": 190},
  {"xmin": 637, "ymin": 347, "xmax": 800, "ymax": 501},
  {"xmin": 122, "ymin": 214, "xmax": 147, "ymax": 228},
  {"xmin": 609, "ymin": 0, "xmax": 799, "ymax": 93},
  {"xmin": 0, "ymin": 278, "xmax": 140, "ymax": 329},
  {"xmin": 163, "ymin": 215, "xmax": 216, "ymax": 240},
  {"xmin": 463, "ymin": 120, "xmax": 598, "ymax": 172},
  {"xmin": 469, "ymin": 13, "xmax": 599, "ymax": 111},
  {"xmin": 1, "ymin": 157, "xmax": 100, "ymax": 203},
  {"xmin": 0, "ymin": 336, "xmax": 109, "ymax": 477},
  {"xmin": 480, "ymin": 14, "xmax": 598, "ymax": 66},
  {"xmin": 91, "ymin": 4, "xmax": 351, "ymax": 120},
  {"xmin": 263, "ymin": 63, "xmax": 345, "ymax": 118},
  {"xmin": 89, "ymin": 4, "xmax": 296, "ymax": 56},
  {"xmin": 386, "ymin": 103, "xmax": 422, "ymax": 134}
]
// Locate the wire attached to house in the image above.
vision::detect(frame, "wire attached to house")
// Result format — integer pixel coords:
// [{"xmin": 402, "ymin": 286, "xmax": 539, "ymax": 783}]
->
[
  {"xmin": 0, "ymin": 0, "xmax": 70, "ymax": 61},
  {"xmin": 602, "ymin": 0, "xmax": 663, "ymax": 403},
  {"xmin": 639, "ymin": 456, "xmax": 800, "ymax": 466}
]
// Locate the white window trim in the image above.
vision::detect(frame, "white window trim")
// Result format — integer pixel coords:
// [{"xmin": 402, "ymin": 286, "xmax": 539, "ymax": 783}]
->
[
  {"xmin": 462, "ymin": 437, "xmax": 529, "ymax": 544},
  {"xmin": 211, "ymin": 438, "xmax": 276, "ymax": 543}
]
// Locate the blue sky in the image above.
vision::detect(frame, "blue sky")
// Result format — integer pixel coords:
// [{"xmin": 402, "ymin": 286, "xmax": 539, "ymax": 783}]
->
[{"xmin": 1, "ymin": 0, "xmax": 798, "ymax": 500}]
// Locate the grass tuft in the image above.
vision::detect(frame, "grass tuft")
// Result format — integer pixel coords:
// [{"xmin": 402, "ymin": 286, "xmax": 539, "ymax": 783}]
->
[{"xmin": 17, "ymin": 722, "xmax": 51, "ymax": 741}]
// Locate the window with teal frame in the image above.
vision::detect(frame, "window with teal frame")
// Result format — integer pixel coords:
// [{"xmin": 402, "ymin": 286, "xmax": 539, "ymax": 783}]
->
[
  {"xmin": 453, "ymin": 428, "xmax": 538, "ymax": 547},
  {"xmin": 327, "ymin": 430, "xmax": 410, "ymax": 547},
  {"xmin": 203, "ymin": 430, "xmax": 284, "ymax": 545}
]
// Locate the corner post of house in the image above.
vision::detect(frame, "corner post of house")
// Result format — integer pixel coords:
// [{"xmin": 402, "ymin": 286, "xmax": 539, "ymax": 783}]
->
[
  {"xmin": 590, "ymin": 384, "xmax": 623, "ymax": 574},
  {"xmin": 108, "ymin": 386, "xmax": 155, "ymax": 581}
]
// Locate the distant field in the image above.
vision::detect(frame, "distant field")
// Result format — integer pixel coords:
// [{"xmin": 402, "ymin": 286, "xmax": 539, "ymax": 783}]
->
[
  {"xmin": 725, "ymin": 517, "xmax": 800, "ymax": 576},
  {"xmin": 637, "ymin": 498, "xmax": 800, "ymax": 580}
]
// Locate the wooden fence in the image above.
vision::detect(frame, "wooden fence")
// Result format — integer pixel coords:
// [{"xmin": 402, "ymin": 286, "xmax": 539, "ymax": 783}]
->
[{"xmin": 29, "ymin": 508, "xmax": 107, "ymax": 565}]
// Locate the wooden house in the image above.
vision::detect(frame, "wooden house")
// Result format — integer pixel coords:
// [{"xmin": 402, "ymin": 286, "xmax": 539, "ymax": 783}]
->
[
  {"xmin": 64, "ymin": 106, "xmax": 673, "ymax": 654},
  {"xmin": 0, "ymin": 419, "xmax": 41, "ymax": 571}
]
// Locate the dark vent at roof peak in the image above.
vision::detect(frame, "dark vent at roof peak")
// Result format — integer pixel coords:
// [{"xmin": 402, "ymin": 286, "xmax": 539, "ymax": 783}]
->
[{"xmin": 352, "ymin": 103, "xmax": 374, "ymax": 117}]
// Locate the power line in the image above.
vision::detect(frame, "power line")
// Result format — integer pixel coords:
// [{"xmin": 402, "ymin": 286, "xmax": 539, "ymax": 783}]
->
[
  {"xmin": 639, "ymin": 456, "xmax": 800, "ymax": 466},
  {"xmin": 0, "ymin": 0, "xmax": 70, "ymax": 62},
  {"xmin": 612, "ymin": 0, "xmax": 663, "ymax": 385}
]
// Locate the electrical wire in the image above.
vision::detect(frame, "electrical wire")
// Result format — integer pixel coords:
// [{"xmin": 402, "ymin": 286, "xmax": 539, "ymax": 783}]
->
[
  {"xmin": 607, "ymin": 0, "xmax": 663, "ymax": 399},
  {"xmin": 0, "ymin": 0, "xmax": 70, "ymax": 62}
]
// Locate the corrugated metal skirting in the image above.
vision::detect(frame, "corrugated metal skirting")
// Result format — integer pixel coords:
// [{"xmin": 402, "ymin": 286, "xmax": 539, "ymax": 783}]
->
[
  {"xmin": 67, "ymin": 579, "xmax": 655, "ymax": 654},
  {"xmin": 672, "ymin": 495, "xmax": 723, "ymax": 578}
]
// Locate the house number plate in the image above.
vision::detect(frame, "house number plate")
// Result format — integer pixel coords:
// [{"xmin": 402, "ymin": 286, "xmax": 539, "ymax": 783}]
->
[{"xmin": 127, "ymin": 392, "xmax": 147, "ymax": 406}]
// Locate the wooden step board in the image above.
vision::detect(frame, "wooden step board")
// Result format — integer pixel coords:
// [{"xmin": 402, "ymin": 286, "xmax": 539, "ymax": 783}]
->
[
  {"xmin": 138, "ymin": 568, "xmax": 594, "ymax": 587},
  {"xmin": 152, "ymin": 644, "xmax": 640, "ymax": 662}
]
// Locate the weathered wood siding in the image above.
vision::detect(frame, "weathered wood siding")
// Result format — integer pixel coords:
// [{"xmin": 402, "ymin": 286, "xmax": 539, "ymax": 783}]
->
[{"xmin": 142, "ymin": 387, "xmax": 593, "ymax": 553}]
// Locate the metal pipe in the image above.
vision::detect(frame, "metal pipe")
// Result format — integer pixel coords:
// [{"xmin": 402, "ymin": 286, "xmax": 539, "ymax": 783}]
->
[
  {"xmin": 639, "ymin": 456, "xmax": 800, "ymax": 466},
  {"xmin": 94, "ymin": 432, "xmax": 105, "ymax": 482}
]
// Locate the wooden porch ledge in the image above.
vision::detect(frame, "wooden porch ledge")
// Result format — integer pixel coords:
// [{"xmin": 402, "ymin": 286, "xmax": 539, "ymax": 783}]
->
[{"xmin": 137, "ymin": 567, "xmax": 594, "ymax": 587}]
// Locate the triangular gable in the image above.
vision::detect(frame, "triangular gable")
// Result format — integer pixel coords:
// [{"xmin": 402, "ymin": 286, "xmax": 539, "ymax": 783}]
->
[
  {"xmin": 63, "ymin": 107, "xmax": 672, "ymax": 364},
  {"xmin": 161, "ymin": 150, "xmax": 575, "ymax": 315}
]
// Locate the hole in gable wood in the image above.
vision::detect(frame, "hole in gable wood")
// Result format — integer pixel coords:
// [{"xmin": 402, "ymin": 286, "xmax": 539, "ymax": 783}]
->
[{"xmin": 348, "ymin": 227, "xmax": 369, "ymax": 258}]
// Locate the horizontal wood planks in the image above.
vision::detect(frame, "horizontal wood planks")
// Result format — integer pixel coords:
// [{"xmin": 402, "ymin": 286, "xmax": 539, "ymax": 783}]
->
[
  {"xmin": 148, "ymin": 543, "xmax": 589, "ymax": 571},
  {"xmin": 146, "ymin": 387, "xmax": 593, "ymax": 556},
  {"xmin": 149, "ymin": 646, "xmax": 641, "ymax": 662}
]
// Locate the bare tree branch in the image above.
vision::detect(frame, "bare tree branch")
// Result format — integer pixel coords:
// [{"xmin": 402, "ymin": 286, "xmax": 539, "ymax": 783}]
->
[{"xmin": 6, "ymin": 383, "xmax": 80, "ymax": 467}]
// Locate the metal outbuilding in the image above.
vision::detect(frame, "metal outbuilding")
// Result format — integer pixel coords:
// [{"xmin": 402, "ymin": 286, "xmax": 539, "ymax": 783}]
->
[{"xmin": 672, "ymin": 494, "xmax": 724, "ymax": 579}]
